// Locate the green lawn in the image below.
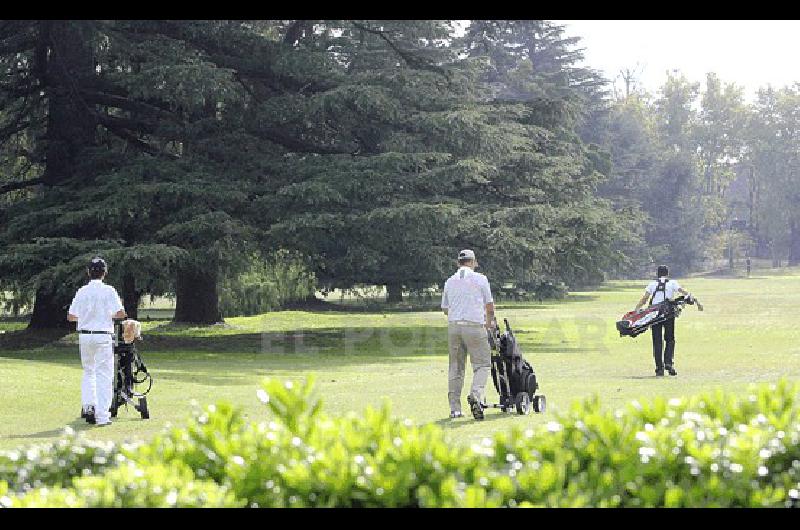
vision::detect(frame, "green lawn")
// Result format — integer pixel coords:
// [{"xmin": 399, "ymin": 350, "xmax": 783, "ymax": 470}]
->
[{"xmin": 2, "ymin": 270, "xmax": 800, "ymax": 452}]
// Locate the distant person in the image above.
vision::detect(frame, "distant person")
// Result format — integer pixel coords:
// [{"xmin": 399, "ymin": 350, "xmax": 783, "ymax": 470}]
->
[
  {"xmin": 441, "ymin": 249, "xmax": 496, "ymax": 420},
  {"xmin": 67, "ymin": 257, "xmax": 126, "ymax": 426},
  {"xmin": 633, "ymin": 265, "xmax": 694, "ymax": 377},
  {"xmin": 746, "ymin": 257, "xmax": 752, "ymax": 277}
]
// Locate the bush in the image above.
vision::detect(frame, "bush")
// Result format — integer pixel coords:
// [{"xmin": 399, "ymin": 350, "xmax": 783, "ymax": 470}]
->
[
  {"xmin": 0, "ymin": 428, "xmax": 125, "ymax": 494},
  {"xmin": 4, "ymin": 462, "xmax": 239, "ymax": 507},
  {"xmin": 2, "ymin": 378, "xmax": 799, "ymax": 507},
  {"xmin": 219, "ymin": 250, "xmax": 316, "ymax": 317}
]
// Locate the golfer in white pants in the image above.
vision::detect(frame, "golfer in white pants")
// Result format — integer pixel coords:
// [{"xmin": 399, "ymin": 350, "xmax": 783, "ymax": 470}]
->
[
  {"xmin": 441, "ymin": 249, "xmax": 495, "ymax": 420},
  {"xmin": 67, "ymin": 257, "xmax": 126, "ymax": 426}
]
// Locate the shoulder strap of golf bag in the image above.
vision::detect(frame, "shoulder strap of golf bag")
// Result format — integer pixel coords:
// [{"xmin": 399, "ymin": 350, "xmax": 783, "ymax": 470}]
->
[{"xmin": 649, "ymin": 278, "xmax": 667, "ymax": 306}]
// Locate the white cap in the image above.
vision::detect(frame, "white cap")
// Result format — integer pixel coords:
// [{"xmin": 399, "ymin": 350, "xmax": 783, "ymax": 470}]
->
[{"xmin": 458, "ymin": 249, "xmax": 476, "ymax": 261}]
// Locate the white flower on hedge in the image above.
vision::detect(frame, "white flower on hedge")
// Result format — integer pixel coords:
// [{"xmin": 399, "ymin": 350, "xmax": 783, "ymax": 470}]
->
[
  {"xmin": 696, "ymin": 431, "xmax": 706, "ymax": 442},
  {"xmin": 546, "ymin": 421, "xmax": 562, "ymax": 433},
  {"xmin": 681, "ymin": 411, "xmax": 703, "ymax": 423}
]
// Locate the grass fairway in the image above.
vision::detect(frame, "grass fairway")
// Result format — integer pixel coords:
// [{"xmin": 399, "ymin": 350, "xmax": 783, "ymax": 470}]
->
[{"xmin": 2, "ymin": 270, "xmax": 800, "ymax": 452}]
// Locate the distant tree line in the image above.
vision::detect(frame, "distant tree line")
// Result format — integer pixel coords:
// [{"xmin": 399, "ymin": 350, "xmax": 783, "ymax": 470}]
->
[{"xmin": 596, "ymin": 69, "xmax": 800, "ymax": 275}]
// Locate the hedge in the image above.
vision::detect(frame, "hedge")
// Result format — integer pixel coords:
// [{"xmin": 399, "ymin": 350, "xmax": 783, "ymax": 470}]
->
[{"xmin": 1, "ymin": 377, "xmax": 799, "ymax": 507}]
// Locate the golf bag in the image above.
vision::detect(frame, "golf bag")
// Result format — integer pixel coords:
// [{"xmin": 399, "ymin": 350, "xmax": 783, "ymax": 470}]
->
[
  {"xmin": 486, "ymin": 318, "xmax": 546, "ymax": 415},
  {"xmin": 616, "ymin": 295, "xmax": 703, "ymax": 338},
  {"xmin": 110, "ymin": 318, "xmax": 152, "ymax": 419}
]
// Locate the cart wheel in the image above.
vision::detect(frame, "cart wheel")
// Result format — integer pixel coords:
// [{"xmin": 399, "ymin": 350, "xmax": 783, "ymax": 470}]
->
[
  {"xmin": 526, "ymin": 373, "xmax": 538, "ymax": 395},
  {"xmin": 532, "ymin": 395, "xmax": 547, "ymax": 414},
  {"xmin": 514, "ymin": 392, "xmax": 530, "ymax": 415},
  {"xmin": 138, "ymin": 397, "xmax": 149, "ymax": 419}
]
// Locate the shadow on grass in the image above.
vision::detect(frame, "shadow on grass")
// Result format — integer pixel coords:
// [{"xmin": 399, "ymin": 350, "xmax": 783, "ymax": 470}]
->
[
  {"xmin": 620, "ymin": 375, "xmax": 676, "ymax": 380},
  {"xmin": 497, "ymin": 294, "xmax": 602, "ymax": 311},
  {"xmin": 431, "ymin": 409, "xmax": 534, "ymax": 429},
  {"xmin": 0, "ymin": 328, "xmax": 71, "ymax": 351},
  {"xmin": 282, "ymin": 298, "xmax": 443, "ymax": 313},
  {"xmin": 4, "ymin": 419, "xmax": 94, "ymax": 440},
  {"xmin": 0, "ymin": 322, "xmax": 592, "ymax": 385},
  {"xmin": 592, "ymin": 282, "xmax": 647, "ymax": 292}
]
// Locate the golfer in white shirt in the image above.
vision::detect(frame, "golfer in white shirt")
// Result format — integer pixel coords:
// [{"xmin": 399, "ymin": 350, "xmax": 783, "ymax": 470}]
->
[
  {"xmin": 67, "ymin": 257, "xmax": 126, "ymax": 425},
  {"xmin": 633, "ymin": 264, "xmax": 693, "ymax": 377},
  {"xmin": 441, "ymin": 249, "xmax": 495, "ymax": 420}
]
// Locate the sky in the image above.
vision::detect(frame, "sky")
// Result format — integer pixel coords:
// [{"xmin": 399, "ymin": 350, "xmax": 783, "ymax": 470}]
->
[{"xmin": 554, "ymin": 20, "xmax": 800, "ymax": 101}]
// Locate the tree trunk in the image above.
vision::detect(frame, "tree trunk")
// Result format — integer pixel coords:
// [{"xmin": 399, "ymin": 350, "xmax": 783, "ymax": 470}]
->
[
  {"xmin": 41, "ymin": 20, "xmax": 96, "ymax": 186},
  {"xmin": 28, "ymin": 21, "xmax": 97, "ymax": 328},
  {"xmin": 386, "ymin": 283, "xmax": 403, "ymax": 303},
  {"xmin": 122, "ymin": 273, "xmax": 141, "ymax": 320},
  {"xmin": 789, "ymin": 221, "xmax": 800, "ymax": 266},
  {"xmin": 173, "ymin": 267, "xmax": 222, "ymax": 324},
  {"xmin": 28, "ymin": 287, "xmax": 71, "ymax": 329},
  {"xmin": 728, "ymin": 237, "xmax": 735, "ymax": 271}
]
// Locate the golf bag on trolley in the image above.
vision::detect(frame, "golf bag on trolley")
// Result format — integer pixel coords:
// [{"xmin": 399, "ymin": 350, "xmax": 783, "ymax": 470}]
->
[
  {"xmin": 486, "ymin": 318, "xmax": 546, "ymax": 415},
  {"xmin": 110, "ymin": 318, "xmax": 152, "ymax": 419}
]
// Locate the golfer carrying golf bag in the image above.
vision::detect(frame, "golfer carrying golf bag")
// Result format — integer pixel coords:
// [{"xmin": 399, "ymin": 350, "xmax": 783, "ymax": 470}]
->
[
  {"xmin": 67, "ymin": 257, "xmax": 126, "ymax": 426},
  {"xmin": 632, "ymin": 265, "xmax": 694, "ymax": 377},
  {"xmin": 441, "ymin": 249, "xmax": 495, "ymax": 420}
]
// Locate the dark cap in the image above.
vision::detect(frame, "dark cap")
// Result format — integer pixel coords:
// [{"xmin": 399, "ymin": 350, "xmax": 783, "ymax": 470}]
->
[{"xmin": 88, "ymin": 257, "xmax": 107, "ymax": 273}]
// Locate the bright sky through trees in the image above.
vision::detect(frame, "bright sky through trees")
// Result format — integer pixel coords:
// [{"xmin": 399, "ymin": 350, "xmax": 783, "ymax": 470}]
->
[{"xmin": 555, "ymin": 20, "xmax": 800, "ymax": 100}]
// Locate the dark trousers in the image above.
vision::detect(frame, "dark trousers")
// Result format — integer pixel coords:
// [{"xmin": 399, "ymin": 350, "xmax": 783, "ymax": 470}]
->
[{"xmin": 651, "ymin": 317, "xmax": 675, "ymax": 369}]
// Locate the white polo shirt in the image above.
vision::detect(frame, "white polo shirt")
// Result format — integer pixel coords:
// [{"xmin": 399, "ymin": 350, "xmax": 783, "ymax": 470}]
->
[
  {"xmin": 441, "ymin": 267, "xmax": 494, "ymax": 324},
  {"xmin": 645, "ymin": 277, "xmax": 682, "ymax": 305},
  {"xmin": 68, "ymin": 279, "xmax": 124, "ymax": 333}
]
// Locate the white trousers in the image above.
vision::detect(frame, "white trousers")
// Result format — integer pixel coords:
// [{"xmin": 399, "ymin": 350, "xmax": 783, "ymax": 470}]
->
[{"xmin": 79, "ymin": 333, "xmax": 114, "ymax": 423}]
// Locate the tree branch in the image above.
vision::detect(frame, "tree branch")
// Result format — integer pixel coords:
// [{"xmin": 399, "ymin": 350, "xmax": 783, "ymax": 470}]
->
[
  {"xmin": 349, "ymin": 21, "xmax": 448, "ymax": 79},
  {"xmin": 0, "ymin": 177, "xmax": 42, "ymax": 195},
  {"xmin": 0, "ymin": 119, "xmax": 36, "ymax": 145},
  {"xmin": 81, "ymin": 90, "xmax": 179, "ymax": 123},
  {"xmin": 95, "ymin": 113, "xmax": 158, "ymax": 135},
  {"xmin": 117, "ymin": 21, "xmax": 336, "ymax": 93},
  {"xmin": 0, "ymin": 32, "xmax": 37, "ymax": 55},
  {"xmin": 97, "ymin": 115, "xmax": 178, "ymax": 159},
  {"xmin": 0, "ymin": 81, "xmax": 42, "ymax": 100},
  {"xmin": 249, "ymin": 125, "xmax": 357, "ymax": 155}
]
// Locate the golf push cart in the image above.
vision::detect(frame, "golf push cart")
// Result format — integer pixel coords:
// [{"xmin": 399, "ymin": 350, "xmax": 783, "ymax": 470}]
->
[
  {"xmin": 109, "ymin": 318, "xmax": 152, "ymax": 419},
  {"xmin": 484, "ymin": 318, "xmax": 546, "ymax": 416},
  {"xmin": 616, "ymin": 295, "xmax": 704, "ymax": 338}
]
